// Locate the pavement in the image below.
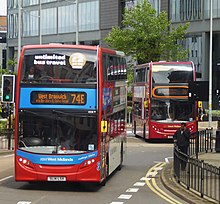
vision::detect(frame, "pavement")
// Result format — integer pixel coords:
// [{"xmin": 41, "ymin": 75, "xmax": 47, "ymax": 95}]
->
[
  {"xmin": 0, "ymin": 149, "xmax": 13, "ymax": 155},
  {"xmin": 161, "ymin": 152, "xmax": 220, "ymax": 204},
  {"xmin": 160, "ymin": 121, "xmax": 220, "ymax": 204}
]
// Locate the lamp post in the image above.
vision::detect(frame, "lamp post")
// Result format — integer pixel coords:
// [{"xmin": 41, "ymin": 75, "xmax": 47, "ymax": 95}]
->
[
  {"xmin": 17, "ymin": 0, "xmax": 22, "ymax": 71},
  {"xmin": 208, "ymin": 0, "xmax": 213, "ymax": 128},
  {"xmin": 76, "ymin": 0, "xmax": 79, "ymax": 45},
  {"xmin": 39, "ymin": 1, "xmax": 42, "ymax": 44}
]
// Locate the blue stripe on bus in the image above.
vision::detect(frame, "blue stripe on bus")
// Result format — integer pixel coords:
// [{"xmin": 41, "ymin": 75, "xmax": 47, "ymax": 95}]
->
[
  {"xmin": 19, "ymin": 87, "xmax": 97, "ymax": 109},
  {"xmin": 17, "ymin": 149, "xmax": 98, "ymax": 165}
]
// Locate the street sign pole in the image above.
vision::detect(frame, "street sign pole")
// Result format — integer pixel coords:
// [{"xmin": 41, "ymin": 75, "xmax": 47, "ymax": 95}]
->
[{"xmin": 208, "ymin": 0, "xmax": 213, "ymax": 128}]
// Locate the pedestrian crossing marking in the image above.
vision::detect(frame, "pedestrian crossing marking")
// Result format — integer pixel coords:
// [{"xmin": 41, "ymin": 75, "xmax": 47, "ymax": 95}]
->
[
  {"xmin": 133, "ymin": 182, "xmax": 145, "ymax": 186},
  {"xmin": 118, "ymin": 194, "xmax": 132, "ymax": 199},
  {"xmin": 126, "ymin": 188, "xmax": 139, "ymax": 192}
]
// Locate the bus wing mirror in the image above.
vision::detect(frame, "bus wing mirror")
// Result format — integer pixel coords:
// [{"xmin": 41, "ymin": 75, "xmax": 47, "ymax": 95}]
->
[{"xmin": 101, "ymin": 121, "xmax": 108, "ymax": 133}]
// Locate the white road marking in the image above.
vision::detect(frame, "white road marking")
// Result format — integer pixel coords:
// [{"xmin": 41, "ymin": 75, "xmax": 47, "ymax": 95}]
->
[
  {"xmin": 118, "ymin": 194, "xmax": 132, "ymax": 199},
  {"xmin": 17, "ymin": 202, "xmax": 31, "ymax": 204},
  {"xmin": 133, "ymin": 182, "xmax": 145, "ymax": 186},
  {"xmin": 140, "ymin": 177, "xmax": 151, "ymax": 181},
  {"xmin": 165, "ymin": 157, "xmax": 173, "ymax": 163},
  {"xmin": 110, "ymin": 202, "xmax": 124, "ymax": 204},
  {"xmin": 0, "ymin": 175, "xmax": 13, "ymax": 182},
  {"xmin": 146, "ymin": 171, "xmax": 158, "ymax": 177},
  {"xmin": 153, "ymin": 167, "xmax": 163, "ymax": 171},
  {"xmin": 126, "ymin": 188, "xmax": 139, "ymax": 192}
]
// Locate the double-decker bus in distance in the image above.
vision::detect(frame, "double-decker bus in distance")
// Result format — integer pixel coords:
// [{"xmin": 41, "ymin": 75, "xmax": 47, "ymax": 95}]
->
[
  {"xmin": 15, "ymin": 44, "xmax": 127, "ymax": 184},
  {"xmin": 132, "ymin": 61, "xmax": 197, "ymax": 140}
]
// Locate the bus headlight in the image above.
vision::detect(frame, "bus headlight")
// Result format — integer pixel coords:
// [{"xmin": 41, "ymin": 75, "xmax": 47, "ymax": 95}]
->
[
  {"xmin": 18, "ymin": 157, "xmax": 34, "ymax": 170},
  {"xmin": 80, "ymin": 159, "xmax": 96, "ymax": 169}
]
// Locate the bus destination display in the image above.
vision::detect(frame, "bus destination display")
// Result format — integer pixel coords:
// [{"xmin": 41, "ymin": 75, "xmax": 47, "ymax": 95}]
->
[{"xmin": 31, "ymin": 91, "xmax": 86, "ymax": 105}]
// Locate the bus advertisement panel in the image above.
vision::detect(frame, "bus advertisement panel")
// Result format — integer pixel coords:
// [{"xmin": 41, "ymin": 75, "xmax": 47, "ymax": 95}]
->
[
  {"xmin": 15, "ymin": 44, "xmax": 127, "ymax": 184},
  {"xmin": 132, "ymin": 61, "xmax": 197, "ymax": 140}
]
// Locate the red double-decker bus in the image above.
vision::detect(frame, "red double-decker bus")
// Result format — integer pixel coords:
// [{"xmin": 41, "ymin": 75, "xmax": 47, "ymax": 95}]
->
[
  {"xmin": 15, "ymin": 44, "xmax": 127, "ymax": 185},
  {"xmin": 132, "ymin": 61, "xmax": 197, "ymax": 141}
]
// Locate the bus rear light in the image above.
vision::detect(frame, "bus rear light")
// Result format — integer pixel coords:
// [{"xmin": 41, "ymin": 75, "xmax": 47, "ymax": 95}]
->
[{"xmin": 18, "ymin": 157, "xmax": 34, "ymax": 169}]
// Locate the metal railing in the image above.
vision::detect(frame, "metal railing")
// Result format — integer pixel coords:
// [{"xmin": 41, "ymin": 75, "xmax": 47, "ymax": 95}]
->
[
  {"xmin": 174, "ymin": 128, "xmax": 220, "ymax": 203},
  {"xmin": 0, "ymin": 128, "xmax": 14, "ymax": 150}
]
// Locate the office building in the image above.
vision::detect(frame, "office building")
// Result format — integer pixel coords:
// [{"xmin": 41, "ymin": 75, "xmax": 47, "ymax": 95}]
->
[
  {"xmin": 7, "ymin": 0, "xmax": 128, "ymax": 70},
  {"xmin": 7, "ymin": 0, "xmax": 161, "ymax": 69},
  {"xmin": 169, "ymin": 0, "xmax": 220, "ymax": 108},
  {"xmin": 8, "ymin": 0, "xmax": 219, "ymax": 107},
  {"xmin": 0, "ymin": 16, "xmax": 7, "ymax": 70}
]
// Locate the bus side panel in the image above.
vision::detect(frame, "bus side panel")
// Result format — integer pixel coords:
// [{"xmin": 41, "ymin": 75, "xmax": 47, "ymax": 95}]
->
[{"xmin": 108, "ymin": 137, "xmax": 122, "ymax": 175}]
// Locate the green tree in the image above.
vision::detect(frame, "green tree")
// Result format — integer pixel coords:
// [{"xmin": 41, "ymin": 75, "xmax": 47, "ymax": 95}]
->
[
  {"xmin": 105, "ymin": 0, "xmax": 189, "ymax": 64},
  {"xmin": 7, "ymin": 57, "xmax": 17, "ymax": 70}
]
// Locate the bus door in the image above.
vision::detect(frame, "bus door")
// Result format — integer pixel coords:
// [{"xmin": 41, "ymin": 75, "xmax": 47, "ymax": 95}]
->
[
  {"xmin": 144, "ymin": 97, "xmax": 149, "ymax": 139},
  {"xmin": 133, "ymin": 86, "xmax": 145, "ymax": 137}
]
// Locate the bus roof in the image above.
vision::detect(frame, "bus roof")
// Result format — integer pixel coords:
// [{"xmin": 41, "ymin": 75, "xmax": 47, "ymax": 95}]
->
[
  {"xmin": 21, "ymin": 44, "xmax": 125, "ymax": 56},
  {"xmin": 135, "ymin": 61, "xmax": 193, "ymax": 68}
]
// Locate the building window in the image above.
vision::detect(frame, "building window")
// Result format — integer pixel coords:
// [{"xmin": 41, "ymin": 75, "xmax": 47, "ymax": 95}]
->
[
  {"xmin": 170, "ymin": 0, "xmax": 202, "ymax": 22},
  {"xmin": 13, "ymin": 0, "xmax": 18, "ymax": 8},
  {"xmin": 2, "ymin": 49, "xmax": 7, "ymax": 69},
  {"xmin": 184, "ymin": 36, "xmax": 202, "ymax": 74},
  {"xmin": 23, "ymin": 0, "xmax": 39, "ymax": 7},
  {"xmin": 41, "ymin": 0, "xmax": 57, "ymax": 3},
  {"xmin": 79, "ymin": 0, "xmax": 99, "ymax": 31},
  {"xmin": 55, "ymin": 0, "xmax": 99, "ymax": 34},
  {"xmin": 41, "ymin": 7, "xmax": 57, "ymax": 35},
  {"xmin": 23, "ymin": 10, "xmax": 39, "ymax": 36},
  {"xmin": 204, "ymin": 0, "xmax": 220, "ymax": 19},
  {"xmin": 8, "ymin": 0, "xmax": 19, "ymax": 8},
  {"xmin": 58, "ymin": 4, "xmax": 75, "ymax": 33},
  {"xmin": 8, "ymin": 14, "xmax": 18, "ymax": 38},
  {"xmin": 148, "ymin": 0, "xmax": 160, "ymax": 15}
]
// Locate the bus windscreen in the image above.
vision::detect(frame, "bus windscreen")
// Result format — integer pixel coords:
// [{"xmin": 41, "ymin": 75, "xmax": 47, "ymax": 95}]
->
[
  {"xmin": 152, "ymin": 64, "xmax": 193, "ymax": 83},
  {"xmin": 21, "ymin": 48, "xmax": 97, "ymax": 84},
  {"xmin": 18, "ymin": 110, "xmax": 98, "ymax": 154}
]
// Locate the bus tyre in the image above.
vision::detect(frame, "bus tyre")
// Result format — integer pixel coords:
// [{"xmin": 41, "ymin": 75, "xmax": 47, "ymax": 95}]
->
[
  {"xmin": 143, "ymin": 123, "xmax": 146, "ymax": 141},
  {"xmin": 134, "ymin": 121, "xmax": 138, "ymax": 138}
]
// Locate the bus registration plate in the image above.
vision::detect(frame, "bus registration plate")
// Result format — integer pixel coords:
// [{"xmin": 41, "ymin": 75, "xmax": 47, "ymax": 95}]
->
[{"xmin": 47, "ymin": 177, "xmax": 66, "ymax": 181}]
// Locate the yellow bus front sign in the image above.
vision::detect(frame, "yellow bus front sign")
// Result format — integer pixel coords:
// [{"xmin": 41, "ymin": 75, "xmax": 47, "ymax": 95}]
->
[
  {"xmin": 101, "ymin": 121, "xmax": 107, "ymax": 133},
  {"xmin": 198, "ymin": 101, "xmax": 202, "ymax": 108}
]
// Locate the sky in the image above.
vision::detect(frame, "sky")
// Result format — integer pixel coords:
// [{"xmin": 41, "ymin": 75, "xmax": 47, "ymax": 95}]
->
[{"xmin": 0, "ymin": 0, "xmax": 7, "ymax": 16}]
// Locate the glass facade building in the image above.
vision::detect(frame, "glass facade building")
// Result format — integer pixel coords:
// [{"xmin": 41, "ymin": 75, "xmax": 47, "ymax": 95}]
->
[
  {"xmin": 8, "ymin": 0, "xmax": 99, "ymax": 39},
  {"xmin": 7, "ymin": 0, "xmax": 220, "ymax": 108},
  {"xmin": 169, "ymin": 0, "xmax": 220, "ymax": 109},
  {"xmin": 7, "ymin": 0, "xmax": 161, "ymax": 71}
]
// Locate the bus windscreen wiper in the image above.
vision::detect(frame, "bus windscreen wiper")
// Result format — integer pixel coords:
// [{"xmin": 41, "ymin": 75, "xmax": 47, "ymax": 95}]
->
[{"xmin": 21, "ymin": 109, "xmax": 38, "ymax": 116}]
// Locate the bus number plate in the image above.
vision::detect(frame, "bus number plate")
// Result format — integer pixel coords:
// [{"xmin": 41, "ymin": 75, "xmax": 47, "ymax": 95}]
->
[{"xmin": 47, "ymin": 176, "xmax": 66, "ymax": 181}]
